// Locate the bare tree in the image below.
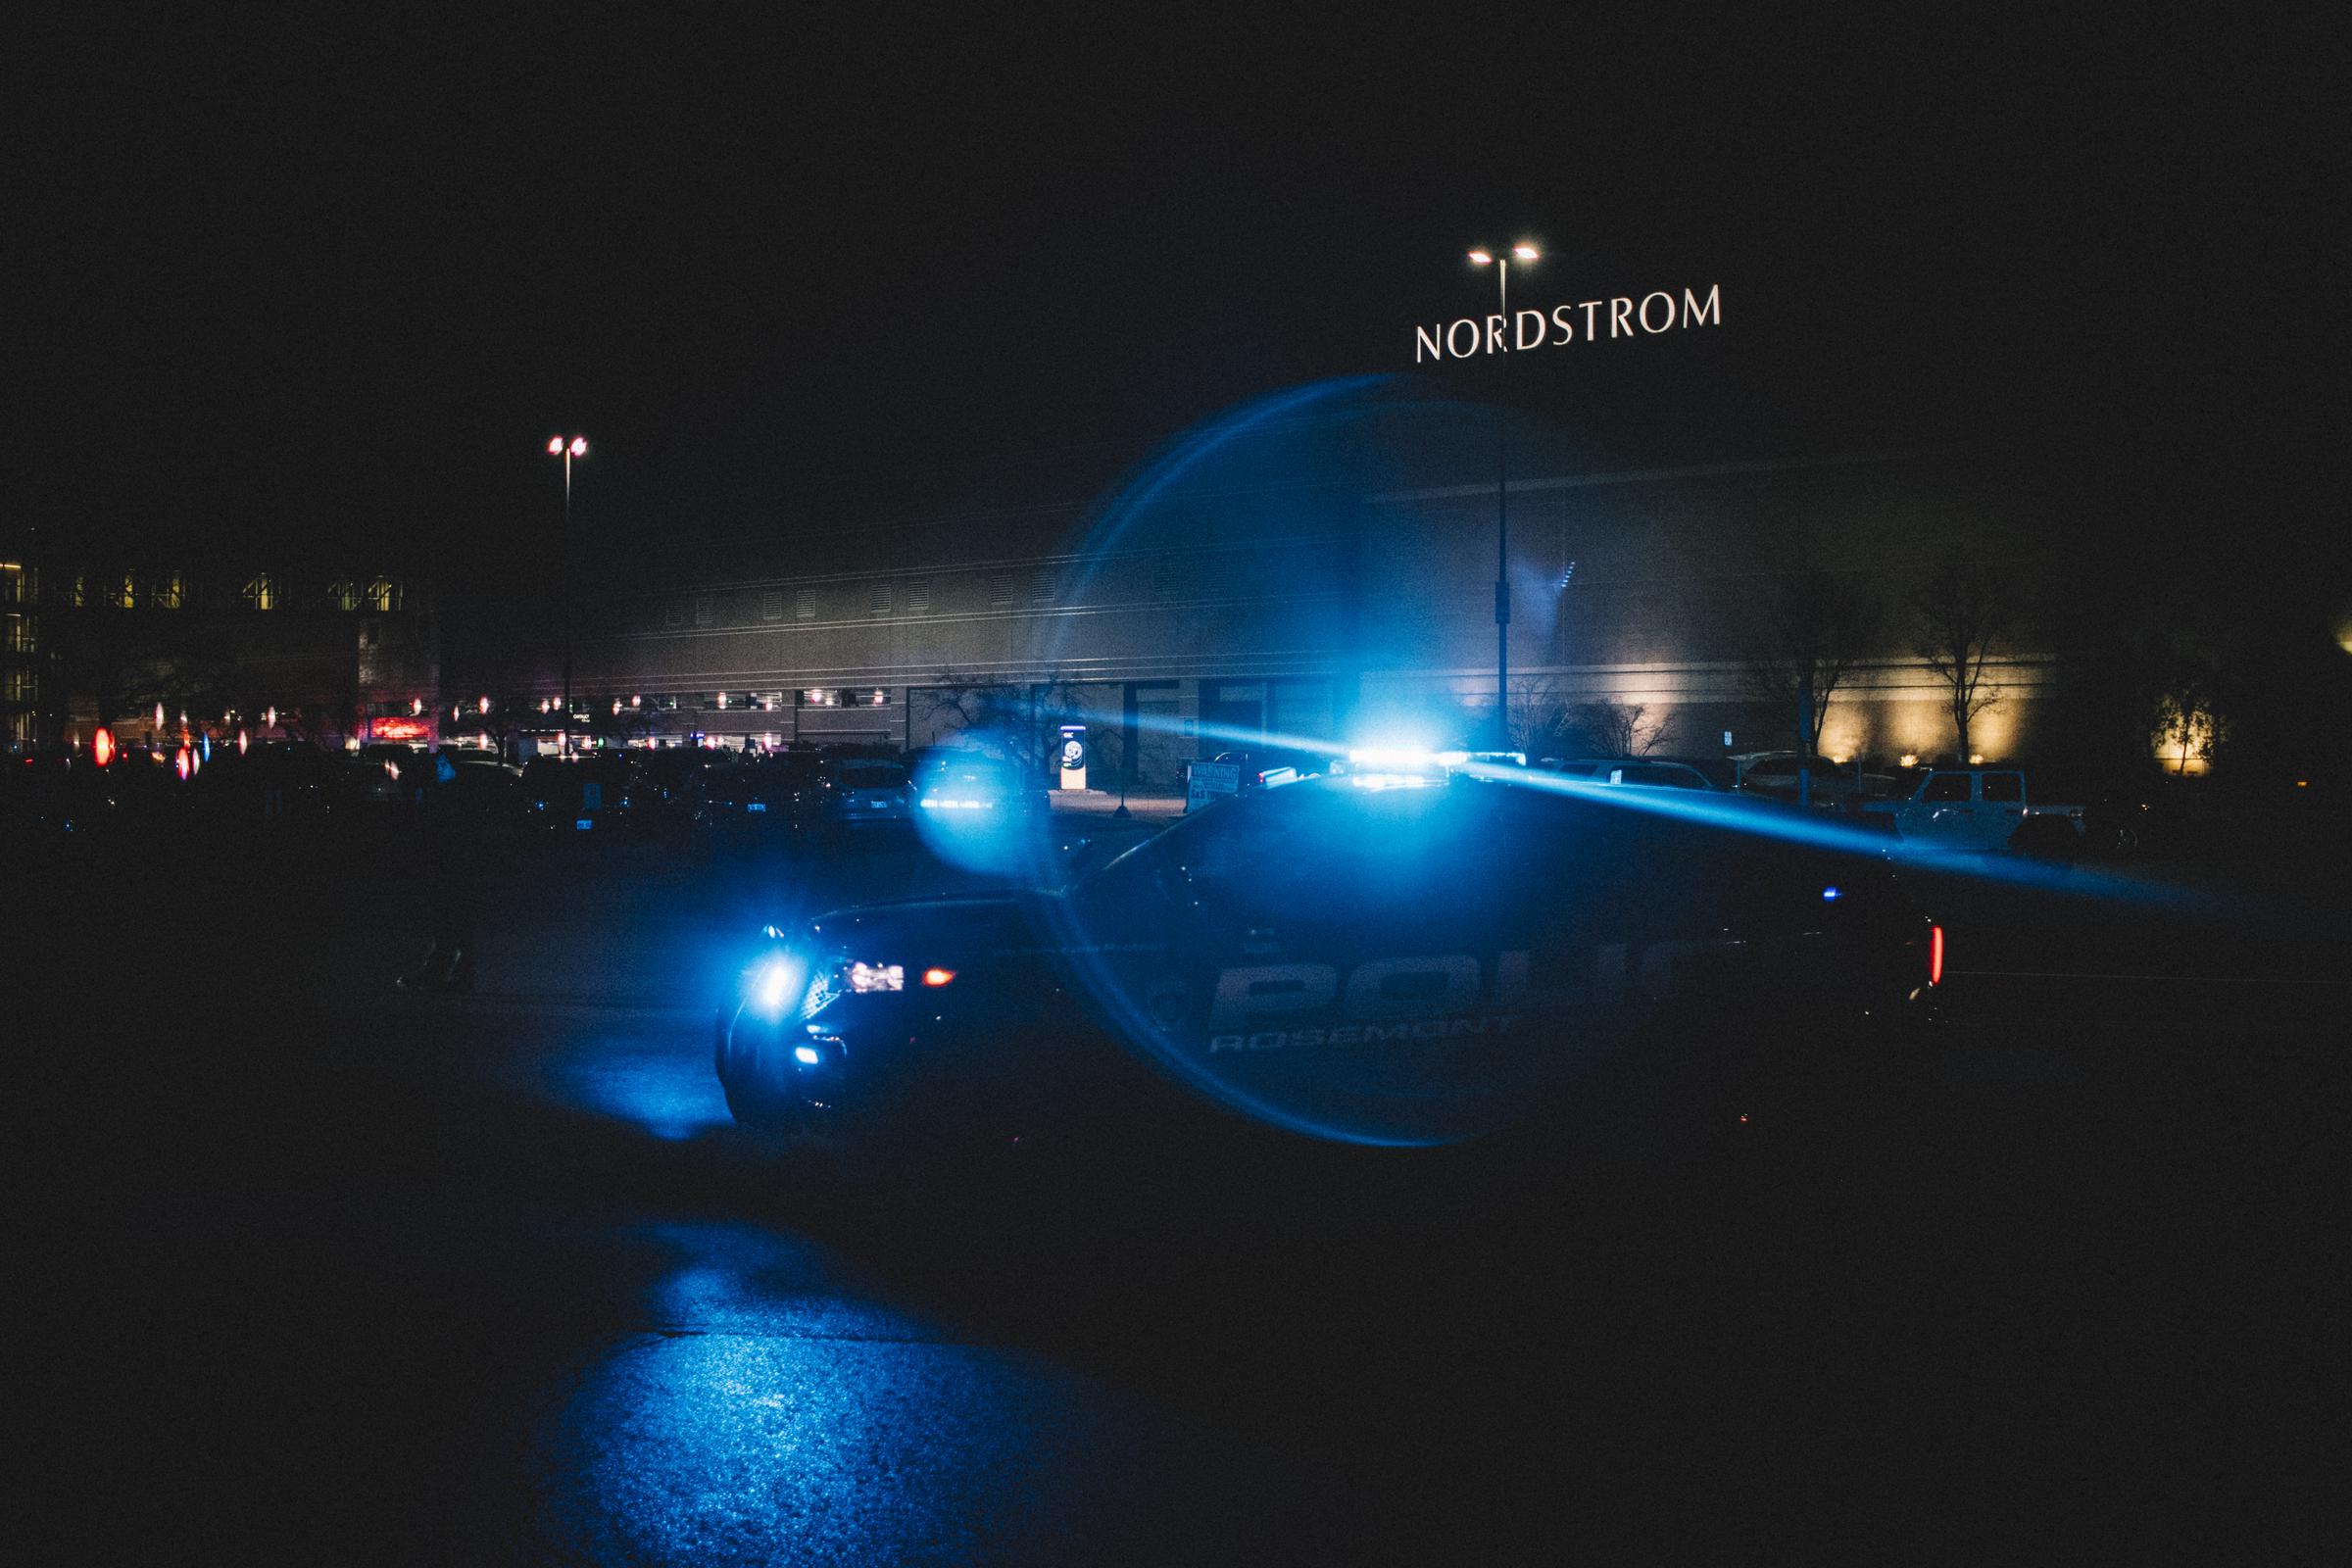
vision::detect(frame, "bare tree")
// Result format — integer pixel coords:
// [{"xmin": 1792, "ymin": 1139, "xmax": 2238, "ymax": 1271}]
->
[
  {"xmin": 2150, "ymin": 656, "xmax": 2223, "ymax": 775},
  {"xmin": 1908, "ymin": 550, "xmax": 2010, "ymax": 759},
  {"xmin": 1566, "ymin": 699, "xmax": 1665, "ymax": 758},
  {"xmin": 1742, "ymin": 558, "xmax": 1874, "ymax": 753},
  {"xmin": 913, "ymin": 669, "xmax": 1094, "ymax": 774},
  {"xmin": 1505, "ymin": 673, "xmax": 1572, "ymax": 757}
]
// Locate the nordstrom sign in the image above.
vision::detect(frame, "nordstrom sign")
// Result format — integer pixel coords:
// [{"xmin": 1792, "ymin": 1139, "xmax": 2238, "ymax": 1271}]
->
[{"xmin": 1414, "ymin": 284, "xmax": 1721, "ymax": 362}]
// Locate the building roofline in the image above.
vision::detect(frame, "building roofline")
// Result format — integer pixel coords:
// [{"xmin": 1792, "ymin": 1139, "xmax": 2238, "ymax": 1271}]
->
[{"xmin": 1369, "ymin": 443, "xmax": 1974, "ymax": 504}]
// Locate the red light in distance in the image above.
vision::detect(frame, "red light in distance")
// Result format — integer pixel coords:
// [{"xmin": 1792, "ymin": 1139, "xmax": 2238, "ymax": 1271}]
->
[
  {"xmin": 921, "ymin": 968, "xmax": 956, "ymax": 988},
  {"xmin": 92, "ymin": 727, "xmax": 115, "ymax": 767},
  {"xmin": 1928, "ymin": 925, "xmax": 1944, "ymax": 987}
]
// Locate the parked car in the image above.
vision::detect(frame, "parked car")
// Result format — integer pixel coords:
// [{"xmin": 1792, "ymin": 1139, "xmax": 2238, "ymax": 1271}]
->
[
  {"xmin": 1, "ymin": 749, "xmax": 177, "ymax": 854},
  {"xmin": 441, "ymin": 751, "xmax": 522, "ymax": 812},
  {"xmin": 1211, "ymin": 747, "xmax": 1328, "ymax": 790},
  {"xmin": 632, "ymin": 745, "xmax": 728, "ymax": 840},
  {"xmin": 694, "ymin": 753, "xmax": 819, "ymax": 849},
  {"xmin": 1731, "ymin": 752, "xmax": 1870, "ymax": 806},
  {"xmin": 908, "ymin": 750, "xmax": 1048, "ymax": 818},
  {"xmin": 516, "ymin": 753, "xmax": 642, "ymax": 837},
  {"xmin": 717, "ymin": 770, "xmax": 1944, "ymax": 1175},
  {"xmin": 1859, "ymin": 765, "xmax": 2086, "ymax": 854},
  {"xmin": 808, "ymin": 755, "xmax": 912, "ymax": 832},
  {"xmin": 184, "ymin": 740, "xmax": 342, "ymax": 825},
  {"xmin": 340, "ymin": 743, "xmax": 425, "ymax": 810}
]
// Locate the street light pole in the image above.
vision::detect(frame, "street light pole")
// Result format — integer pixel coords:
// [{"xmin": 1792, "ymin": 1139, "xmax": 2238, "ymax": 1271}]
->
[
  {"xmin": 546, "ymin": 435, "xmax": 588, "ymax": 753},
  {"xmin": 1467, "ymin": 245, "xmax": 1537, "ymax": 749}
]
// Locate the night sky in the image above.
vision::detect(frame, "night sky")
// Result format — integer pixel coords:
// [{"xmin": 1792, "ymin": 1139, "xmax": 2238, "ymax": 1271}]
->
[{"xmin": 17, "ymin": 14, "xmax": 2340, "ymax": 603}]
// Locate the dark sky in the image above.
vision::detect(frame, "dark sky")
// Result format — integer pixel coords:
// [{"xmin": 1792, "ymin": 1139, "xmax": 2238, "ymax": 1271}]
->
[{"xmin": 15, "ymin": 13, "xmax": 2341, "ymax": 592}]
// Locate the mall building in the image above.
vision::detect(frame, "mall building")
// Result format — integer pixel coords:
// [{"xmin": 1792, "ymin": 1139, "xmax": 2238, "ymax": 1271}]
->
[{"xmin": 538, "ymin": 396, "xmax": 2069, "ymax": 789}]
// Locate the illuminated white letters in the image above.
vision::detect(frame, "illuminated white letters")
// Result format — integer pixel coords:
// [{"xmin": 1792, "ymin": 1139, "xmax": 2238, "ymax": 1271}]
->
[{"xmin": 1409, "ymin": 286, "xmax": 1723, "ymax": 363}]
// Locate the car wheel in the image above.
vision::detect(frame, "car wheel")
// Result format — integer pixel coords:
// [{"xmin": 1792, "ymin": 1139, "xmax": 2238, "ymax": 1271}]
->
[{"xmin": 714, "ymin": 1007, "xmax": 807, "ymax": 1135}]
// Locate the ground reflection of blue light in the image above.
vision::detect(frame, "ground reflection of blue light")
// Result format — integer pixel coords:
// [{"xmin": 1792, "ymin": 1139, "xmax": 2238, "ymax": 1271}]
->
[
  {"xmin": 536, "ymin": 1223, "xmax": 1250, "ymax": 1563},
  {"xmin": 543, "ymin": 1037, "xmax": 734, "ymax": 1141}
]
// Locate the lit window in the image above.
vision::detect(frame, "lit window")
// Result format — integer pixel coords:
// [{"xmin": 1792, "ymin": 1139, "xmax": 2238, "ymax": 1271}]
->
[
  {"xmin": 794, "ymin": 587, "xmax": 817, "ymax": 620},
  {"xmin": 328, "ymin": 580, "xmax": 359, "ymax": 611},
  {"xmin": 244, "ymin": 575, "xmax": 276, "ymax": 611},
  {"xmin": 904, "ymin": 578, "xmax": 932, "ymax": 614},
  {"xmin": 365, "ymin": 579, "xmax": 398, "ymax": 612},
  {"xmin": 760, "ymin": 590, "xmax": 784, "ymax": 621},
  {"xmin": 152, "ymin": 573, "xmax": 185, "ymax": 610},
  {"xmin": 113, "ymin": 574, "xmax": 137, "ymax": 610},
  {"xmin": 868, "ymin": 581, "xmax": 893, "ymax": 616},
  {"xmin": 4, "ymin": 613, "xmax": 33, "ymax": 654}
]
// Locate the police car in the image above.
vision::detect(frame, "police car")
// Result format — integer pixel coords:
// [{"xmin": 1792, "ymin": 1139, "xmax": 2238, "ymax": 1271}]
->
[{"xmin": 714, "ymin": 761, "xmax": 1944, "ymax": 1174}]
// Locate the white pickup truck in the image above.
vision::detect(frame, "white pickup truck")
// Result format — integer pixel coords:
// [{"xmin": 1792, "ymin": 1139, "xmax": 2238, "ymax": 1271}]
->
[{"xmin": 1860, "ymin": 766, "xmax": 2085, "ymax": 853}]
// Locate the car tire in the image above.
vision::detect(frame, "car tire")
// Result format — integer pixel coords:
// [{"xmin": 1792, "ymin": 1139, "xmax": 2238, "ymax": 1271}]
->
[{"xmin": 714, "ymin": 1007, "xmax": 806, "ymax": 1135}]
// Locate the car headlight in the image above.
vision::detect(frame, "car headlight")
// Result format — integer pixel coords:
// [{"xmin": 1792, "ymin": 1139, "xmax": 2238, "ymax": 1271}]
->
[{"xmin": 753, "ymin": 954, "xmax": 806, "ymax": 1015}]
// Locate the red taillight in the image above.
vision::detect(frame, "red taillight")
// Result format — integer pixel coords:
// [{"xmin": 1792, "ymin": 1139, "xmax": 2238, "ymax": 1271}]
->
[
  {"xmin": 921, "ymin": 967, "xmax": 956, "ymax": 988},
  {"xmin": 92, "ymin": 727, "xmax": 115, "ymax": 767},
  {"xmin": 1928, "ymin": 924, "xmax": 1944, "ymax": 987}
]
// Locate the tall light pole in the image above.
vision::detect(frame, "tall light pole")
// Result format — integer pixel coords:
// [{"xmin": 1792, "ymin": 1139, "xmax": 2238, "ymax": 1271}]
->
[
  {"xmin": 546, "ymin": 435, "xmax": 588, "ymax": 751},
  {"xmin": 1467, "ymin": 244, "xmax": 1538, "ymax": 748}
]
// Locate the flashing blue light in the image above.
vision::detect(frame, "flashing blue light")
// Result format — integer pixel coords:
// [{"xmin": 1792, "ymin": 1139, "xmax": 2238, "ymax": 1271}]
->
[
  {"xmin": 756, "ymin": 956, "xmax": 802, "ymax": 1014},
  {"xmin": 1822, "ymin": 885, "xmax": 1841, "ymax": 901},
  {"xmin": 792, "ymin": 1046, "xmax": 821, "ymax": 1066}
]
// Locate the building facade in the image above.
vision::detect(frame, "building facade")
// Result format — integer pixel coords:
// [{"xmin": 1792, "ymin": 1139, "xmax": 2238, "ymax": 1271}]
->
[
  {"xmin": 535, "ymin": 402, "xmax": 2070, "ymax": 783},
  {"xmin": 0, "ymin": 537, "xmax": 439, "ymax": 755}
]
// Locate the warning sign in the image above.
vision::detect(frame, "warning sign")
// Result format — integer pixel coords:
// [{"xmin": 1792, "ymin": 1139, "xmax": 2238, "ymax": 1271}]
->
[{"xmin": 1185, "ymin": 760, "xmax": 1241, "ymax": 813}]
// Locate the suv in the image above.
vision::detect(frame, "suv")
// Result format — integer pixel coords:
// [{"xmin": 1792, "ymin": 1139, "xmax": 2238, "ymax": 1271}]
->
[
  {"xmin": 517, "ymin": 753, "xmax": 641, "ymax": 836},
  {"xmin": 810, "ymin": 755, "xmax": 911, "ymax": 831}
]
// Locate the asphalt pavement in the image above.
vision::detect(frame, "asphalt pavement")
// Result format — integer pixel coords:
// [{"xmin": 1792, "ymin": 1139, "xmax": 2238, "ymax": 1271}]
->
[{"xmin": 14, "ymin": 813, "xmax": 2345, "ymax": 1561}]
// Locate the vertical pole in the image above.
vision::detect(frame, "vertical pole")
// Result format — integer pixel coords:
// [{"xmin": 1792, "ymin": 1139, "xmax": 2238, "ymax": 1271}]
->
[
  {"xmin": 561, "ymin": 451, "xmax": 572, "ymax": 756},
  {"xmin": 1494, "ymin": 261, "xmax": 1510, "ymax": 750}
]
